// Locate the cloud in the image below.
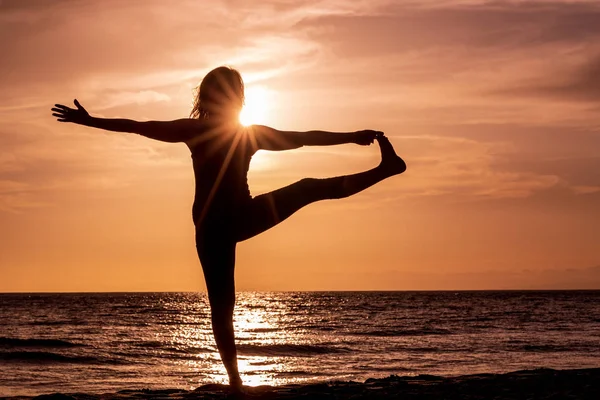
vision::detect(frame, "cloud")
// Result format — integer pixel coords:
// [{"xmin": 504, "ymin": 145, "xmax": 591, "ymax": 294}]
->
[
  {"xmin": 304, "ymin": 1, "xmax": 600, "ymax": 54},
  {"xmin": 96, "ymin": 90, "xmax": 171, "ymax": 110},
  {"xmin": 0, "ymin": 122, "xmax": 190, "ymax": 212},
  {"xmin": 3, "ymin": 0, "xmax": 600, "ymax": 124},
  {"xmin": 284, "ymin": 0, "xmax": 600, "ymax": 128},
  {"xmin": 0, "ymin": 193, "xmax": 51, "ymax": 213},
  {"xmin": 378, "ymin": 135, "xmax": 561, "ymax": 200},
  {"xmin": 572, "ymin": 185, "xmax": 600, "ymax": 194},
  {"xmin": 1, "ymin": 0, "xmax": 599, "ymax": 212},
  {"xmin": 494, "ymin": 54, "xmax": 600, "ymax": 102}
]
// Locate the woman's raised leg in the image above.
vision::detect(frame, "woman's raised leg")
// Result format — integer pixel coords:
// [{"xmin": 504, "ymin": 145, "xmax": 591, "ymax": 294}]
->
[
  {"xmin": 236, "ymin": 136, "xmax": 406, "ymax": 241},
  {"xmin": 195, "ymin": 237, "xmax": 242, "ymax": 389}
]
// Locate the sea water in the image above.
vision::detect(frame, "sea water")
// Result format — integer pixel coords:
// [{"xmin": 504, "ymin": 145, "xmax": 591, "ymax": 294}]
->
[{"xmin": 1, "ymin": 291, "xmax": 599, "ymax": 396}]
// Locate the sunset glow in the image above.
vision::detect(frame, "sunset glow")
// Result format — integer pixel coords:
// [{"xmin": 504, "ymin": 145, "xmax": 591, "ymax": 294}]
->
[
  {"xmin": 1, "ymin": 0, "xmax": 599, "ymax": 292},
  {"xmin": 239, "ymin": 86, "xmax": 271, "ymax": 126}
]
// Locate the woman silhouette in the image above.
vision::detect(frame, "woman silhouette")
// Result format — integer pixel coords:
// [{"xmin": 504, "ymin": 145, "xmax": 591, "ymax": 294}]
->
[{"xmin": 51, "ymin": 66, "xmax": 406, "ymax": 390}]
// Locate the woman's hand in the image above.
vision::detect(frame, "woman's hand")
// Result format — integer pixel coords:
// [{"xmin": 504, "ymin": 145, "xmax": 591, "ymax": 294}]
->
[
  {"xmin": 51, "ymin": 99, "xmax": 91, "ymax": 125},
  {"xmin": 353, "ymin": 130, "xmax": 383, "ymax": 146}
]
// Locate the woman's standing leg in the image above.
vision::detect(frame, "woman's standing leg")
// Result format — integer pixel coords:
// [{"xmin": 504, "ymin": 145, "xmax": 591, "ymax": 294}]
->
[{"xmin": 195, "ymin": 235, "xmax": 242, "ymax": 388}]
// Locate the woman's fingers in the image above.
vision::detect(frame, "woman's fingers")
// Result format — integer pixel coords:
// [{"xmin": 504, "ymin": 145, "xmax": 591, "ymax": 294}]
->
[
  {"xmin": 52, "ymin": 105, "xmax": 75, "ymax": 116},
  {"xmin": 52, "ymin": 114, "xmax": 70, "ymax": 122},
  {"xmin": 51, "ymin": 109, "xmax": 69, "ymax": 118},
  {"xmin": 52, "ymin": 104, "xmax": 72, "ymax": 121}
]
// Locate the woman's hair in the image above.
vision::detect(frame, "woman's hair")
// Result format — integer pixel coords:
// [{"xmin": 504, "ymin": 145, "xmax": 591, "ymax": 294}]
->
[{"xmin": 191, "ymin": 66, "xmax": 245, "ymax": 119}]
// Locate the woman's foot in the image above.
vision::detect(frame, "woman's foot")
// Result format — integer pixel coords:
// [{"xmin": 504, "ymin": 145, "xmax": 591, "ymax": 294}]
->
[
  {"xmin": 229, "ymin": 376, "xmax": 244, "ymax": 393},
  {"xmin": 377, "ymin": 135, "xmax": 406, "ymax": 176}
]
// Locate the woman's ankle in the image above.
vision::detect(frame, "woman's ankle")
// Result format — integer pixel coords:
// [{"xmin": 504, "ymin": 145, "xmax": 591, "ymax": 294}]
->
[{"xmin": 229, "ymin": 375, "xmax": 243, "ymax": 388}]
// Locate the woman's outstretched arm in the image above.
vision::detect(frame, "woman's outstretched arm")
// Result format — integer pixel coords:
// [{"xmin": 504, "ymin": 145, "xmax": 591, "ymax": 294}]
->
[
  {"xmin": 249, "ymin": 124, "xmax": 382, "ymax": 151},
  {"xmin": 51, "ymin": 100, "xmax": 200, "ymax": 143}
]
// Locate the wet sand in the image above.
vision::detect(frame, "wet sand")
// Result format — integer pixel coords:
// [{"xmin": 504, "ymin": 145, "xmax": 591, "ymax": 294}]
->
[{"xmin": 9, "ymin": 368, "xmax": 600, "ymax": 400}]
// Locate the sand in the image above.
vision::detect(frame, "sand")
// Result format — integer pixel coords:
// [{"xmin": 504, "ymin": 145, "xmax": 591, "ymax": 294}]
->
[{"xmin": 6, "ymin": 368, "xmax": 600, "ymax": 400}]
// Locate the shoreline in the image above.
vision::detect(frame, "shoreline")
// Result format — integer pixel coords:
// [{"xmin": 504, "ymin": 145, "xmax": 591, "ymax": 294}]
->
[{"xmin": 7, "ymin": 367, "xmax": 600, "ymax": 400}]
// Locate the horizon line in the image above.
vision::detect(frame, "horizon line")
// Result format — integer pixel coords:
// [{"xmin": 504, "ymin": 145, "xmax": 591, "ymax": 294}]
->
[{"xmin": 1, "ymin": 288, "xmax": 599, "ymax": 294}]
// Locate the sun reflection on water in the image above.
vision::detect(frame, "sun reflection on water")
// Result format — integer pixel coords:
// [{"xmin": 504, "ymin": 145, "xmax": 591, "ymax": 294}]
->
[
  {"xmin": 168, "ymin": 293, "xmax": 311, "ymax": 387},
  {"xmin": 234, "ymin": 297, "xmax": 282, "ymax": 386}
]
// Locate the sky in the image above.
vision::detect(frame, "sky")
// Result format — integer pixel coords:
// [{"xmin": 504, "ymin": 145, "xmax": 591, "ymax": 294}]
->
[{"xmin": 1, "ymin": 0, "xmax": 599, "ymax": 292}]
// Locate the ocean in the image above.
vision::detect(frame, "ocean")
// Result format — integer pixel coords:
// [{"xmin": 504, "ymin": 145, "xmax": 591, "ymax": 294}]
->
[{"xmin": 1, "ymin": 291, "xmax": 599, "ymax": 396}]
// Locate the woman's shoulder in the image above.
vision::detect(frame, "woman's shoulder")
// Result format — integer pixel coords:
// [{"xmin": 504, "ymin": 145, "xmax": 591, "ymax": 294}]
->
[{"xmin": 185, "ymin": 120, "xmax": 240, "ymax": 151}]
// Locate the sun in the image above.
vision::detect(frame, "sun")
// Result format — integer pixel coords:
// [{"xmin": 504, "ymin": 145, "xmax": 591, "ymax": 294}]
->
[{"xmin": 239, "ymin": 86, "xmax": 271, "ymax": 126}]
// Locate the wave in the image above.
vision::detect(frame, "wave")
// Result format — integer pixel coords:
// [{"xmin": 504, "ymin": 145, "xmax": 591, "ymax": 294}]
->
[
  {"xmin": 112, "ymin": 344, "xmax": 213, "ymax": 360},
  {"xmin": 407, "ymin": 346, "xmax": 464, "ymax": 353},
  {"xmin": 0, "ymin": 351, "xmax": 125, "ymax": 364},
  {"xmin": 274, "ymin": 370, "xmax": 331, "ymax": 377},
  {"xmin": 0, "ymin": 337, "xmax": 83, "ymax": 348},
  {"xmin": 299, "ymin": 325, "xmax": 339, "ymax": 332},
  {"xmin": 503, "ymin": 340, "xmax": 577, "ymax": 353},
  {"xmin": 352, "ymin": 328, "xmax": 453, "ymax": 337},
  {"xmin": 513, "ymin": 344, "xmax": 572, "ymax": 353},
  {"xmin": 237, "ymin": 343, "xmax": 351, "ymax": 357},
  {"xmin": 247, "ymin": 328, "xmax": 279, "ymax": 333},
  {"xmin": 133, "ymin": 340, "xmax": 164, "ymax": 348},
  {"xmin": 353, "ymin": 365, "xmax": 412, "ymax": 372},
  {"xmin": 26, "ymin": 320, "xmax": 86, "ymax": 326},
  {"xmin": 167, "ymin": 346, "xmax": 213, "ymax": 355}
]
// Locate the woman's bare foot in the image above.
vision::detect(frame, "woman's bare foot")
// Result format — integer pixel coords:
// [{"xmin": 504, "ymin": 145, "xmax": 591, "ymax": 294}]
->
[
  {"xmin": 229, "ymin": 376, "xmax": 243, "ymax": 391},
  {"xmin": 377, "ymin": 135, "xmax": 406, "ymax": 176},
  {"xmin": 229, "ymin": 381, "xmax": 260, "ymax": 398}
]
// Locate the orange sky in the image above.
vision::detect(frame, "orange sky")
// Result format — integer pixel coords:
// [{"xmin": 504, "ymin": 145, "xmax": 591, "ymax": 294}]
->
[{"xmin": 1, "ymin": 0, "xmax": 599, "ymax": 292}]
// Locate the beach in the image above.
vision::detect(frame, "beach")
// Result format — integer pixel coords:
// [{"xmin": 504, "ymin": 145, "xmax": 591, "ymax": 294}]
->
[{"xmin": 5, "ymin": 368, "xmax": 597, "ymax": 400}]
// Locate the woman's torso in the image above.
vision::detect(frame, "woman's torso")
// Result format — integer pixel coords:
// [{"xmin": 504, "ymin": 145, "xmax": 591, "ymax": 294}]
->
[{"xmin": 187, "ymin": 124, "xmax": 255, "ymax": 226}]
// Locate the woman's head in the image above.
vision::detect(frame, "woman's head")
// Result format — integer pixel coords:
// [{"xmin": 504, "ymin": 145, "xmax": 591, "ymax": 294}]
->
[{"xmin": 191, "ymin": 66, "xmax": 244, "ymax": 121}]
